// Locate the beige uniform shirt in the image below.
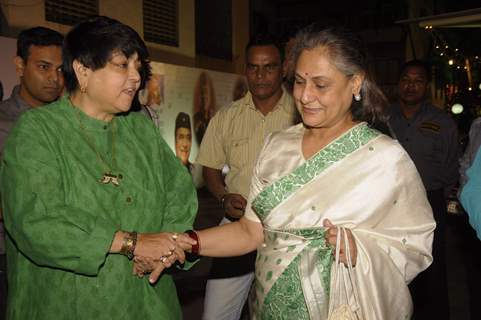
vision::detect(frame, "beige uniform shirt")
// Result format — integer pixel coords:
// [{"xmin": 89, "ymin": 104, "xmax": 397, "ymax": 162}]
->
[{"xmin": 196, "ymin": 90, "xmax": 297, "ymax": 198}]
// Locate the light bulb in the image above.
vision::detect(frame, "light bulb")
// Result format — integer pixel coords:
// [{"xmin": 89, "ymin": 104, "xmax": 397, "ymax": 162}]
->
[{"xmin": 451, "ymin": 103, "xmax": 463, "ymax": 114}]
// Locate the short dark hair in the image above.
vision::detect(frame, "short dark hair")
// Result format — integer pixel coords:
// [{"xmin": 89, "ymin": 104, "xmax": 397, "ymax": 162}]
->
[
  {"xmin": 16, "ymin": 27, "xmax": 64, "ymax": 61},
  {"xmin": 175, "ymin": 112, "xmax": 192, "ymax": 132},
  {"xmin": 245, "ymin": 34, "xmax": 283, "ymax": 61},
  {"xmin": 62, "ymin": 16, "xmax": 151, "ymax": 93},
  {"xmin": 399, "ymin": 60, "xmax": 431, "ymax": 82},
  {"xmin": 288, "ymin": 25, "xmax": 388, "ymax": 125}
]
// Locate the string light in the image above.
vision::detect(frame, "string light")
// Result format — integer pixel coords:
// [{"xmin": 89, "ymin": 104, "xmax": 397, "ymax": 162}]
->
[
  {"xmin": 427, "ymin": 28, "xmax": 479, "ymax": 77},
  {"xmin": 423, "ymin": 24, "xmax": 481, "ymax": 115}
]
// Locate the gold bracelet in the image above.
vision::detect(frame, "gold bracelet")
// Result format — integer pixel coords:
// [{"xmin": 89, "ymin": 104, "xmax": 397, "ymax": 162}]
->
[{"xmin": 120, "ymin": 231, "xmax": 137, "ymax": 260}]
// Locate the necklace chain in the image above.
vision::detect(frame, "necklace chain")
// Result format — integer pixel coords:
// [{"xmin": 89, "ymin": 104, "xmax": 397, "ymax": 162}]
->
[{"xmin": 72, "ymin": 105, "xmax": 122, "ymax": 186}]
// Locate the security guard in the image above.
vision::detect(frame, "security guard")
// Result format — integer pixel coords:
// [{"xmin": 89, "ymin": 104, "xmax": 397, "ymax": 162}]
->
[{"xmin": 389, "ymin": 60, "xmax": 459, "ymax": 320}]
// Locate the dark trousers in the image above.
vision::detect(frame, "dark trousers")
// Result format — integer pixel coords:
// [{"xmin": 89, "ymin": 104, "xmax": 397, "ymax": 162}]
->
[{"xmin": 410, "ymin": 189, "xmax": 449, "ymax": 319}]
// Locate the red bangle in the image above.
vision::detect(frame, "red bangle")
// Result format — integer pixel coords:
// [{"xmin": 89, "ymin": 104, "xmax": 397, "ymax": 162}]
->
[{"xmin": 185, "ymin": 230, "xmax": 200, "ymax": 255}]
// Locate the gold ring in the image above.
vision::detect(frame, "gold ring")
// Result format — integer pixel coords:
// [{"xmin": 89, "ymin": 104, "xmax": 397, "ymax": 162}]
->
[{"xmin": 172, "ymin": 233, "xmax": 178, "ymax": 241}]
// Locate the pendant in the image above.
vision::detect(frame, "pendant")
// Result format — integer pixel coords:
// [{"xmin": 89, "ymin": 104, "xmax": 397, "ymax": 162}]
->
[{"xmin": 99, "ymin": 172, "xmax": 121, "ymax": 186}]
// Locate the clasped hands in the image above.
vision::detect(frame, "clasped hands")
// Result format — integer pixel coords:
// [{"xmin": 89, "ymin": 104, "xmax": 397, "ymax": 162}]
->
[{"xmin": 132, "ymin": 232, "xmax": 197, "ymax": 283}]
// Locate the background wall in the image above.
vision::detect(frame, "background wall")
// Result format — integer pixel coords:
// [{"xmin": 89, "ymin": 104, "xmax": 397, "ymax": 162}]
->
[
  {"xmin": 0, "ymin": 36, "xmax": 18, "ymax": 97},
  {"xmin": 0, "ymin": 0, "xmax": 249, "ymax": 74}
]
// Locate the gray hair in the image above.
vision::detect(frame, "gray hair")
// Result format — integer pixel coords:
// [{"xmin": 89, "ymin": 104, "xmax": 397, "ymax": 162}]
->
[{"xmin": 287, "ymin": 26, "xmax": 388, "ymax": 125}]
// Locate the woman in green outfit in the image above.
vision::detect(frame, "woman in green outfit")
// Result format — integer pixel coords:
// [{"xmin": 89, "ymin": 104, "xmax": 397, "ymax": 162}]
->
[{"xmin": 1, "ymin": 16, "xmax": 196, "ymax": 319}]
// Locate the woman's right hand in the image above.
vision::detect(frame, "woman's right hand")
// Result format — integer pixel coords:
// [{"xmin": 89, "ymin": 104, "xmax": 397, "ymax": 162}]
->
[{"xmin": 134, "ymin": 232, "xmax": 195, "ymax": 263}]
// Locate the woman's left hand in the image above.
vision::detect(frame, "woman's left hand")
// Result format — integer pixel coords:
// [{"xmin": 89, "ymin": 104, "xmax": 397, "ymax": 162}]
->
[
  {"xmin": 133, "ymin": 252, "xmax": 179, "ymax": 283},
  {"xmin": 323, "ymin": 219, "xmax": 358, "ymax": 267},
  {"xmin": 132, "ymin": 256, "xmax": 156, "ymax": 277},
  {"xmin": 133, "ymin": 257, "xmax": 165, "ymax": 283}
]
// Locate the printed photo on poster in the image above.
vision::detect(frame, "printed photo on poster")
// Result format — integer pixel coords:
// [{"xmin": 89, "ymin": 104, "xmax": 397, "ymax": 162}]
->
[
  {"xmin": 193, "ymin": 72, "xmax": 217, "ymax": 144},
  {"xmin": 175, "ymin": 112, "xmax": 193, "ymax": 170},
  {"xmin": 138, "ymin": 74, "xmax": 165, "ymax": 132}
]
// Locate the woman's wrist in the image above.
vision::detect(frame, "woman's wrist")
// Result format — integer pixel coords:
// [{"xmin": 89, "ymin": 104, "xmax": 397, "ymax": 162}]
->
[
  {"xmin": 185, "ymin": 230, "xmax": 201, "ymax": 255},
  {"xmin": 110, "ymin": 231, "xmax": 125, "ymax": 253},
  {"xmin": 119, "ymin": 231, "xmax": 137, "ymax": 260}
]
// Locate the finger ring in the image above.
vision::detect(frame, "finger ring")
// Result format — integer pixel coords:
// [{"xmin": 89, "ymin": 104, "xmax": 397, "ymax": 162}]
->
[
  {"xmin": 172, "ymin": 233, "xmax": 178, "ymax": 241},
  {"xmin": 160, "ymin": 256, "xmax": 167, "ymax": 263},
  {"xmin": 166, "ymin": 250, "xmax": 173, "ymax": 257}
]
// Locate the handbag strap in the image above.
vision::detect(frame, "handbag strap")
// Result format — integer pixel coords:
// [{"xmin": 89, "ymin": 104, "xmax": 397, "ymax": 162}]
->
[
  {"xmin": 328, "ymin": 226, "xmax": 364, "ymax": 319},
  {"xmin": 328, "ymin": 226, "xmax": 347, "ymax": 315},
  {"xmin": 342, "ymin": 227, "xmax": 362, "ymax": 317}
]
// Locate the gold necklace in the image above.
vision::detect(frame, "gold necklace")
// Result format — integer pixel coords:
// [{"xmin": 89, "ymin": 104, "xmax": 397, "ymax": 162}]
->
[{"xmin": 72, "ymin": 106, "xmax": 122, "ymax": 186}]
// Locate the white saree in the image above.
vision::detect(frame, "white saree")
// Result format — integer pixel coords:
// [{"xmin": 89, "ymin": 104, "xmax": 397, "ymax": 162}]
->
[{"xmin": 244, "ymin": 122, "xmax": 435, "ymax": 320}]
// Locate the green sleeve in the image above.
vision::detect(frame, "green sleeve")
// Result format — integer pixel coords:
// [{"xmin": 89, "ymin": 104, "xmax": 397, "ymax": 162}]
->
[
  {"xmin": 156, "ymin": 136, "xmax": 199, "ymax": 269},
  {"xmin": 157, "ymin": 136, "xmax": 198, "ymax": 232},
  {"xmin": 1, "ymin": 114, "xmax": 117, "ymax": 276}
]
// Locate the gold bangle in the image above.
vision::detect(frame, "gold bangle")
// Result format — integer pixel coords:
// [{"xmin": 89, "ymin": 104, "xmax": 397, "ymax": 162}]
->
[{"xmin": 120, "ymin": 231, "xmax": 137, "ymax": 260}]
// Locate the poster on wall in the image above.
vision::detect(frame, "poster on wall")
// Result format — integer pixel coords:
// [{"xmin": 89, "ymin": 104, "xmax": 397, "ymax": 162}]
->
[{"xmin": 138, "ymin": 61, "xmax": 247, "ymax": 187}]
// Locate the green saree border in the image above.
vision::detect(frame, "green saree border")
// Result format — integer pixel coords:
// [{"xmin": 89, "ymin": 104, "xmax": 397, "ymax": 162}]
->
[
  {"xmin": 256, "ymin": 228, "xmax": 332, "ymax": 319},
  {"xmin": 252, "ymin": 123, "xmax": 380, "ymax": 219}
]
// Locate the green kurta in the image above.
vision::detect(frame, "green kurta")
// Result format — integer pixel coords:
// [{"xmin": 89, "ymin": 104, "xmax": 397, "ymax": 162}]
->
[{"xmin": 1, "ymin": 96, "xmax": 198, "ymax": 319}]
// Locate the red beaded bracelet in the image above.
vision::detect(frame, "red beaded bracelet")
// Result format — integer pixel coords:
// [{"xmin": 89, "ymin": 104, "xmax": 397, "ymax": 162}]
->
[{"xmin": 185, "ymin": 229, "xmax": 200, "ymax": 255}]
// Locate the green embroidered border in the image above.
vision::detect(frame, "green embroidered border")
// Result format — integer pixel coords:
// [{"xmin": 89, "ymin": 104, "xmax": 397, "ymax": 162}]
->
[
  {"xmin": 257, "ymin": 229, "xmax": 332, "ymax": 319},
  {"xmin": 252, "ymin": 123, "xmax": 379, "ymax": 219},
  {"xmin": 259, "ymin": 254, "xmax": 310, "ymax": 320}
]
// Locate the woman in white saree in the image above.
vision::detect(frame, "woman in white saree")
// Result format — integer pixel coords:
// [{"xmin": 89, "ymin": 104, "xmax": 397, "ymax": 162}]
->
[{"xmin": 141, "ymin": 26, "xmax": 435, "ymax": 320}]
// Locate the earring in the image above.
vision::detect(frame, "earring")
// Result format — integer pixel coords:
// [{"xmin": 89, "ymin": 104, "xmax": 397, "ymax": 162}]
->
[
  {"xmin": 80, "ymin": 86, "xmax": 87, "ymax": 93},
  {"xmin": 354, "ymin": 93, "xmax": 361, "ymax": 101}
]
